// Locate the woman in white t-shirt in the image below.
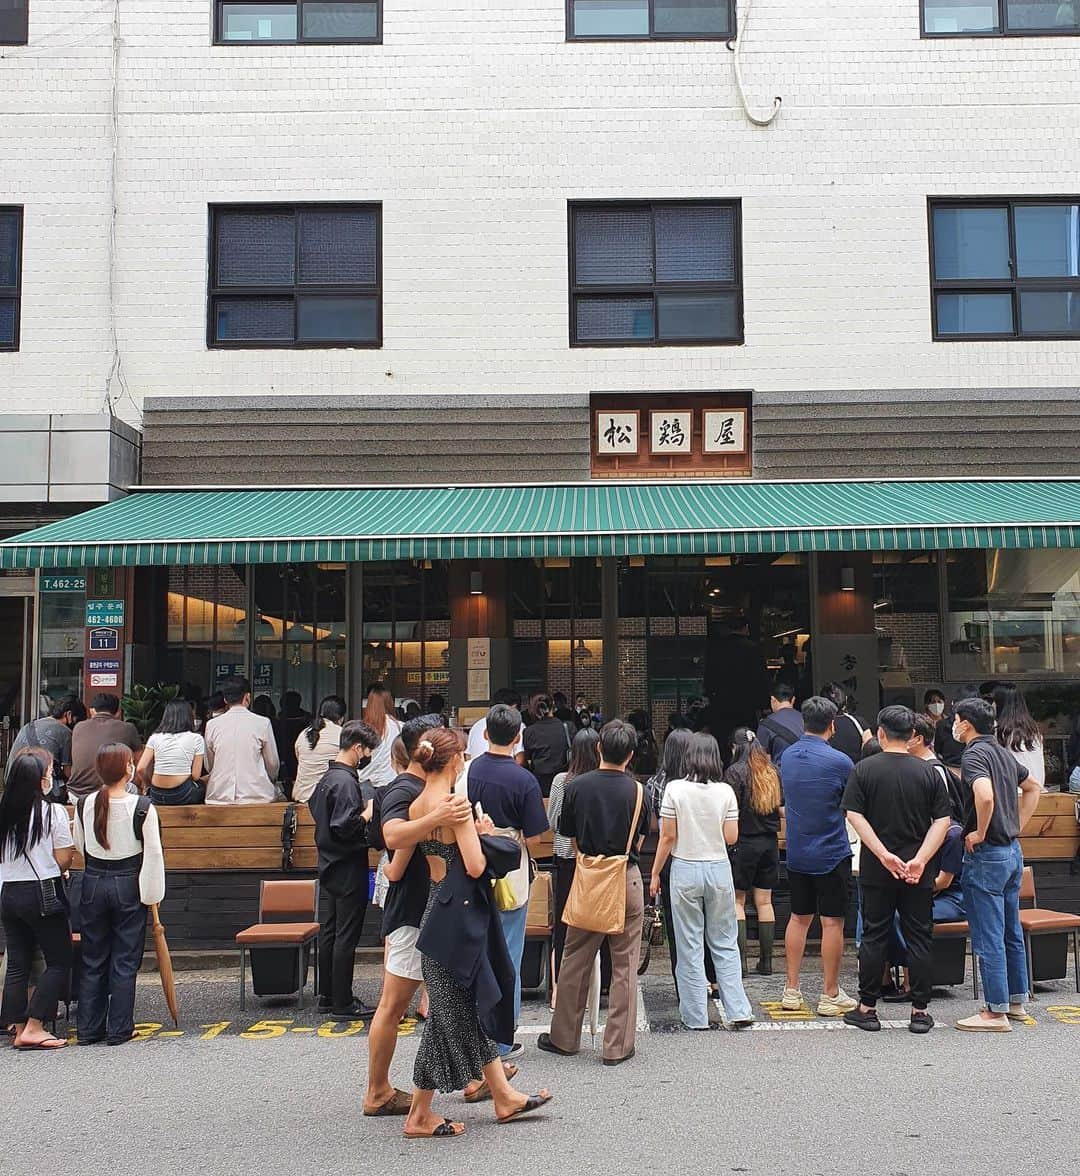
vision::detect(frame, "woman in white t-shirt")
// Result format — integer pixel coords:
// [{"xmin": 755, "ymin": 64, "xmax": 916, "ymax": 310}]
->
[
  {"xmin": 0, "ymin": 754, "xmax": 75, "ymax": 1049},
  {"xmin": 137, "ymin": 700, "xmax": 206, "ymax": 805},
  {"xmin": 650, "ymin": 732, "xmax": 753, "ymax": 1031},
  {"xmin": 993, "ymin": 683, "xmax": 1047, "ymax": 790},
  {"xmin": 293, "ymin": 697, "xmax": 346, "ymax": 804},
  {"xmin": 357, "ymin": 684, "xmax": 403, "ymax": 790}
]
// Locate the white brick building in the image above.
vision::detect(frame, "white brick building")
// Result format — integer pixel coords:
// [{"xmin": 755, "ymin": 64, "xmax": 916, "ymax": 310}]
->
[{"xmin": 3, "ymin": 0, "xmax": 1080, "ymax": 419}]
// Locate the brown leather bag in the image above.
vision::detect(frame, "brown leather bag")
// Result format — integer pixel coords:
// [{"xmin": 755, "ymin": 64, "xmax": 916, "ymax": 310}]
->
[{"xmin": 563, "ymin": 782, "xmax": 643, "ymax": 936}]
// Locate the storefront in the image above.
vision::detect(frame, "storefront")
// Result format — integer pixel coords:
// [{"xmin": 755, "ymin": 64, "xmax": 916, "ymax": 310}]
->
[{"xmin": 4, "ymin": 479, "xmax": 1080, "ymax": 783}]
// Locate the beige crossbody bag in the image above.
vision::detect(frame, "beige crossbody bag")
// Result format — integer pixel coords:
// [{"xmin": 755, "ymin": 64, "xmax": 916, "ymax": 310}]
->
[{"xmin": 563, "ymin": 782, "xmax": 643, "ymax": 936}]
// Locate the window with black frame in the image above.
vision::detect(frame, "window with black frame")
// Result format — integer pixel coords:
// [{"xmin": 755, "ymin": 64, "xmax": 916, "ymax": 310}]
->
[
  {"xmin": 922, "ymin": 0, "xmax": 1080, "ymax": 36},
  {"xmin": 930, "ymin": 199, "xmax": 1080, "ymax": 339},
  {"xmin": 0, "ymin": 1, "xmax": 28, "ymax": 45},
  {"xmin": 0, "ymin": 207, "xmax": 21, "ymax": 350},
  {"xmin": 215, "ymin": 1, "xmax": 380, "ymax": 43},
  {"xmin": 569, "ymin": 201, "xmax": 742, "ymax": 345},
  {"xmin": 567, "ymin": 0, "xmax": 734, "ymax": 39},
  {"xmin": 208, "ymin": 203, "xmax": 381, "ymax": 347}
]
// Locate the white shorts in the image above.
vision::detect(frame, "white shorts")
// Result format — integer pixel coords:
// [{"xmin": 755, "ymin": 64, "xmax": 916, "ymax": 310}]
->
[{"xmin": 384, "ymin": 925, "xmax": 423, "ymax": 983}]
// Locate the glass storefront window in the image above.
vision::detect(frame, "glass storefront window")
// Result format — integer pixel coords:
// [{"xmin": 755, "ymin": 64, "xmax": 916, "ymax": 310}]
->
[
  {"xmin": 166, "ymin": 564, "xmax": 249, "ymax": 702},
  {"xmin": 510, "ymin": 559, "xmax": 604, "ymax": 711},
  {"xmin": 38, "ymin": 575, "xmax": 86, "ymax": 710},
  {"xmin": 873, "ymin": 552, "xmax": 942, "ymax": 685},
  {"xmin": 361, "ymin": 561, "xmax": 451, "ymax": 709},
  {"xmin": 947, "ymin": 549, "xmax": 1080, "ymax": 679}
]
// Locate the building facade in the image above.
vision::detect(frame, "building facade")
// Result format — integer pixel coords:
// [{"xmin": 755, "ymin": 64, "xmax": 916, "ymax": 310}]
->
[{"xmin": 4, "ymin": 1, "xmax": 1080, "ymax": 772}]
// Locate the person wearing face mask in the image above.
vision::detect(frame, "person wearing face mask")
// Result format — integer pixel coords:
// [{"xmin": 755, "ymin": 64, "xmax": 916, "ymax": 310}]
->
[
  {"xmin": 308, "ymin": 720, "xmax": 381, "ymax": 1020},
  {"xmin": 925, "ymin": 689, "xmax": 964, "ymax": 781},
  {"xmin": 73, "ymin": 743, "xmax": 165, "ymax": 1046}
]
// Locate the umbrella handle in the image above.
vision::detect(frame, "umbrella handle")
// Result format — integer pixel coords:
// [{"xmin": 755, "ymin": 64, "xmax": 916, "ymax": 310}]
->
[{"xmin": 150, "ymin": 902, "xmax": 162, "ymax": 930}]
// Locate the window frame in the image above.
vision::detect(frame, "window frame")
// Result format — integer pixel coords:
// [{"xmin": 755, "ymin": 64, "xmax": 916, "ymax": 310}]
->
[
  {"xmin": 0, "ymin": 0, "xmax": 28, "ymax": 45},
  {"xmin": 928, "ymin": 196, "xmax": 1080, "ymax": 342},
  {"xmin": 920, "ymin": 0, "xmax": 1080, "ymax": 38},
  {"xmin": 213, "ymin": 0, "xmax": 383, "ymax": 46},
  {"xmin": 207, "ymin": 201, "xmax": 383, "ymax": 350},
  {"xmin": 0, "ymin": 205, "xmax": 23, "ymax": 353},
  {"xmin": 566, "ymin": 0, "xmax": 736, "ymax": 41},
  {"xmin": 567, "ymin": 198, "xmax": 743, "ymax": 348}
]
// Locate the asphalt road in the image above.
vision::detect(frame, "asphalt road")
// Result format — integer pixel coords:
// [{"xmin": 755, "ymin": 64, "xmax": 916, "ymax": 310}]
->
[{"xmin": 7, "ymin": 955, "xmax": 1080, "ymax": 1176}]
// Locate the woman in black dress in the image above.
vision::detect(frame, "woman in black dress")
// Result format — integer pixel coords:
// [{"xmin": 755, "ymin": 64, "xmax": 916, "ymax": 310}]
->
[{"xmin": 402, "ymin": 728, "xmax": 551, "ymax": 1139}]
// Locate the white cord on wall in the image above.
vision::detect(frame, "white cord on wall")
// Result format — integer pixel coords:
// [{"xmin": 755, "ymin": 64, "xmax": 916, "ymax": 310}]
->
[{"xmin": 729, "ymin": 0, "xmax": 782, "ymax": 128}]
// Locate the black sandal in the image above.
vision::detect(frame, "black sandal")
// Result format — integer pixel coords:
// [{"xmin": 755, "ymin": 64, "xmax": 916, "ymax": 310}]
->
[
  {"xmin": 497, "ymin": 1092, "xmax": 553, "ymax": 1124},
  {"xmin": 404, "ymin": 1118, "xmax": 465, "ymax": 1139}
]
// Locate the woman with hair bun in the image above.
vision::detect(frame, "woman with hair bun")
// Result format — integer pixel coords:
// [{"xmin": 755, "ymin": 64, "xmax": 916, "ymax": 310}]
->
[
  {"xmin": 522, "ymin": 693, "xmax": 570, "ymax": 798},
  {"xmin": 399, "ymin": 728, "xmax": 551, "ymax": 1138}
]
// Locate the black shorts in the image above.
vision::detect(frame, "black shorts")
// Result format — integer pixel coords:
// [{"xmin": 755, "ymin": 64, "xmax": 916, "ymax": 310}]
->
[
  {"xmin": 732, "ymin": 835, "xmax": 779, "ymax": 892},
  {"xmin": 788, "ymin": 858, "xmax": 852, "ymax": 919}
]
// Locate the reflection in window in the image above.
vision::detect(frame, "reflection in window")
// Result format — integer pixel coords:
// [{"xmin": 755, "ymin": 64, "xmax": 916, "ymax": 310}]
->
[
  {"xmin": 569, "ymin": 0, "xmax": 733, "ymax": 38},
  {"xmin": 362, "ymin": 562, "xmax": 451, "ymax": 710},
  {"xmin": 510, "ymin": 559, "xmax": 604, "ymax": 709},
  {"xmin": 39, "ymin": 577, "xmax": 87, "ymax": 707},
  {"xmin": 216, "ymin": 1, "xmax": 380, "ymax": 43},
  {"xmin": 872, "ymin": 553, "xmax": 942, "ymax": 683},
  {"xmin": 923, "ymin": 0, "xmax": 1080, "ymax": 32},
  {"xmin": 947, "ymin": 550, "xmax": 1080, "ymax": 678}
]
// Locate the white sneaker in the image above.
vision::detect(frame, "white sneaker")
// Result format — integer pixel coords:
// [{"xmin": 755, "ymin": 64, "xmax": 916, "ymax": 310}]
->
[
  {"xmin": 781, "ymin": 987, "xmax": 804, "ymax": 1011},
  {"xmin": 817, "ymin": 987, "xmax": 858, "ymax": 1017}
]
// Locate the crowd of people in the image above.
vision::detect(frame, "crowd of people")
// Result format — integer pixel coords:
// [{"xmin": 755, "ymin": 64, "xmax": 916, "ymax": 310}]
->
[{"xmin": 0, "ymin": 671, "xmax": 1053, "ymax": 1123}]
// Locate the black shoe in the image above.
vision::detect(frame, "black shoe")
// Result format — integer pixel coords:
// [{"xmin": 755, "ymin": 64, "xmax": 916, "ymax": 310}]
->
[
  {"xmin": 602, "ymin": 1048, "xmax": 636, "ymax": 1066},
  {"xmin": 881, "ymin": 986, "xmax": 912, "ymax": 1004},
  {"xmin": 755, "ymin": 960, "xmax": 773, "ymax": 976},
  {"xmin": 909, "ymin": 1011, "xmax": 934, "ymax": 1035},
  {"xmin": 329, "ymin": 1000, "xmax": 377, "ymax": 1021},
  {"xmin": 536, "ymin": 1032, "xmax": 577, "ymax": 1057},
  {"xmin": 843, "ymin": 1007, "xmax": 881, "ymax": 1032},
  {"xmin": 501, "ymin": 1041, "xmax": 524, "ymax": 1060},
  {"xmin": 106, "ymin": 1033, "xmax": 135, "ymax": 1046},
  {"xmin": 317, "ymin": 997, "xmax": 332, "ymax": 1012},
  {"xmin": 77, "ymin": 1036, "xmax": 106, "ymax": 1047}
]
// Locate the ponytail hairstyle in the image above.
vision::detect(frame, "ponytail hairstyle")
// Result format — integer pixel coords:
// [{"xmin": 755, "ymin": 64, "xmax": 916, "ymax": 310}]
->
[
  {"xmin": 362, "ymin": 683, "xmax": 396, "ymax": 738},
  {"xmin": 412, "ymin": 727, "xmax": 464, "ymax": 775},
  {"xmin": 93, "ymin": 743, "xmax": 134, "ymax": 851},
  {"xmin": 306, "ymin": 695, "xmax": 347, "ymax": 750}
]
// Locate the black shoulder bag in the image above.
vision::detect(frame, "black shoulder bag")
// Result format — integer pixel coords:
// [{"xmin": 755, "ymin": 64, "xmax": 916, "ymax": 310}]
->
[{"xmin": 25, "ymin": 806, "xmax": 67, "ymax": 917}]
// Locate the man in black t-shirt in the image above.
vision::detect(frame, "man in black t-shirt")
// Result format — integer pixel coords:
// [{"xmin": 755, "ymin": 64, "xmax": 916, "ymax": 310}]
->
[
  {"xmin": 842, "ymin": 705, "xmax": 952, "ymax": 1034},
  {"xmin": 362, "ymin": 715, "xmax": 471, "ymax": 1118},
  {"xmin": 951, "ymin": 697, "xmax": 1041, "ymax": 1032},
  {"xmin": 539, "ymin": 720, "xmax": 650, "ymax": 1068}
]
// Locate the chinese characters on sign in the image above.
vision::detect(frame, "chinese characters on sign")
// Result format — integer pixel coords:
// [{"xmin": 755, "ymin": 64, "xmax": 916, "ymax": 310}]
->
[
  {"xmin": 595, "ymin": 411, "xmax": 640, "ymax": 455},
  {"xmin": 702, "ymin": 409, "xmax": 747, "ymax": 454},
  {"xmin": 650, "ymin": 411, "xmax": 692, "ymax": 455}
]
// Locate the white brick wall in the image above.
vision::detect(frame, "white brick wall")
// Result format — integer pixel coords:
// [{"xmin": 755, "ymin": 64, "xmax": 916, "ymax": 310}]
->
[{"xmin": 3, "ymin": 0, "xmax": 1080, "ymax": 423}]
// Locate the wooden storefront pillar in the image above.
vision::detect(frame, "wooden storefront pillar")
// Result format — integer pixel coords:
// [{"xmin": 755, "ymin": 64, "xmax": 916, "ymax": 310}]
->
[
  {"xmin": 448, "ymin": 561, "xmax": 509, "ymax": 709},
  {"xmin": 812, "ymin": 552, "xmax": 878, "ymax": 719}
]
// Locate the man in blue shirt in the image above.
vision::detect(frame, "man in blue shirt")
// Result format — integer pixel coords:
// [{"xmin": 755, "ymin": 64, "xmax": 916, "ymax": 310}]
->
[
  {"xmin": 463, "ymin": 702, "xmax": 548, "ymax": 1070},
  {"xmin": 777, "ymin": 695, "xmax": 858, "ymax": 1017}
]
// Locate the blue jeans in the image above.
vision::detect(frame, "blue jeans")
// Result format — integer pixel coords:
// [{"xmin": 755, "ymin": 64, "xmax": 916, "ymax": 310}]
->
[
  {"xmin": 77, "ymin": 867, "xmax": 148, "ymax": 1043},
  {"xmin": 497, "ymin": 902, "xmax": 528, "ymax": 1054},
  {"xmin": 670, "ymin": 856, "xmax": 752, "ymax": 1029},
  {"xmin": 962, "ymin": 840, "xmax": 1028, "ymax": 1013},
  {"xmin": 148, "ymin": 777, "xmax": 204, "ymax": 805}
]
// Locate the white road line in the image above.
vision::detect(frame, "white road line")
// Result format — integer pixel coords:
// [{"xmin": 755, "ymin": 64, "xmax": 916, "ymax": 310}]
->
[{"xmin": 514, "ymin": 982, "xmax": 651, "ymax": 1039}]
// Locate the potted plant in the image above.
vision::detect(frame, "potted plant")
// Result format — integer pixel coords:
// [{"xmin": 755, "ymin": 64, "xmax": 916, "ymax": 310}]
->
[{"xmin": 121, "ymin": 682, "xmax": 182, "ymax": 743}]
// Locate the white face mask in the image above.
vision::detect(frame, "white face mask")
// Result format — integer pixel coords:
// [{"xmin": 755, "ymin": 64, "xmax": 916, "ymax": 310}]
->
[
  {"xmin": 927, "ymin": 701, "xmax": 945, "ymax": 717},
  {"xmin": 952, "ymin": 722, "xmax": 963, "ymax": 742}
]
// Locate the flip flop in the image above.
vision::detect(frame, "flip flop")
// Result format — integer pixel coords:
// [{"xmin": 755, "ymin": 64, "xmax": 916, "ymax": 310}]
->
[
  {"xmin": 363, "ymin": 1089, "xmax": 412, "ymax": 1116},
  {"xmin": 404, "ymin": 1118, "xmax": 465, "ymax": 1139},
  {"xmin": 13, "ymin": 1036, "xmax": 67, "ymax": 1051},
  {"xmin": 463, "ymin": 1064, "xmax": 518, "ymax": 1103},
  {"xmin": 496, "ymin": 1092, "xmax": 553, "ymax": 1125}
]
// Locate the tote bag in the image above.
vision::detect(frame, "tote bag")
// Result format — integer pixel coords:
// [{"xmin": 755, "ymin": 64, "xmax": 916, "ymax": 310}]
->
[{"xmin": 563, "ymin": 782, "xmax": 643, "ymax": 936}]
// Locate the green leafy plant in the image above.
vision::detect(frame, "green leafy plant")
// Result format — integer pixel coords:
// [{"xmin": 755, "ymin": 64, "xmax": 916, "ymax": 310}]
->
[{"xmin": 121, "ymin": 682, "xmax": 182, "ymax": 742}]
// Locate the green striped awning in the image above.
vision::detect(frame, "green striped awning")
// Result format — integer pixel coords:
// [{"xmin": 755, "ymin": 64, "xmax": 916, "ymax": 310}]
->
[{"xmin": 3, "ymin": 479, "xmax": 1080, "ymax": 568}]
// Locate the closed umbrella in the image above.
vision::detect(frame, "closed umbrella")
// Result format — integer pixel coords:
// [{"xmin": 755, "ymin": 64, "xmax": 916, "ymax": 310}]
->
[
  {"xmin": 149, "ymin": 903, "xmax": 179, "ymax": 1027},
  {"xmin": 587, "ymin": 951, "xmax": 601, "ymax": 1043}
]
